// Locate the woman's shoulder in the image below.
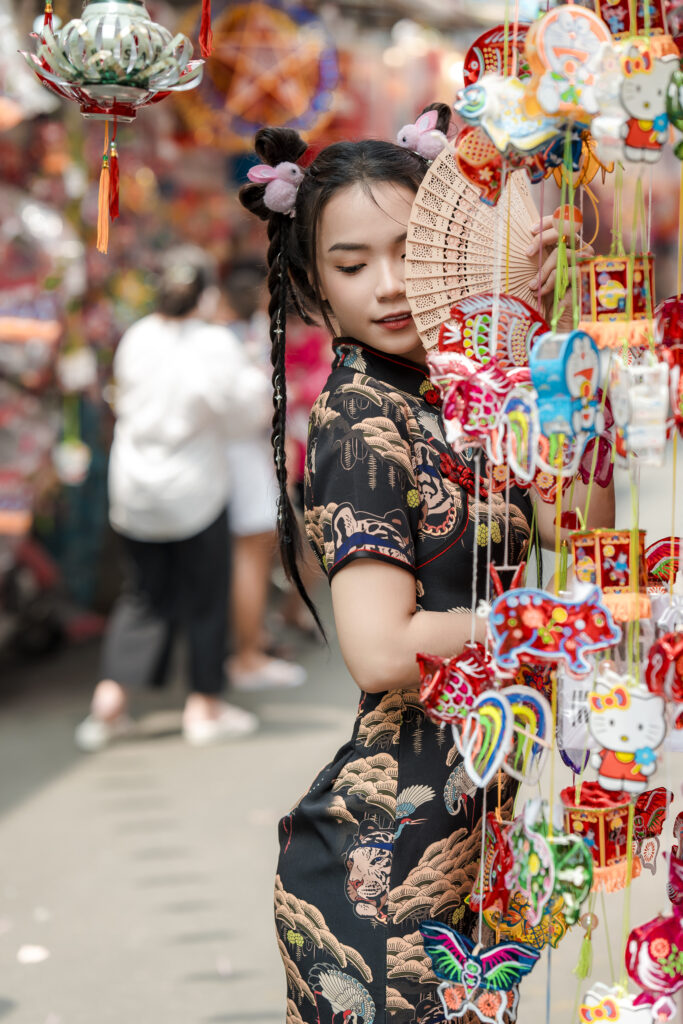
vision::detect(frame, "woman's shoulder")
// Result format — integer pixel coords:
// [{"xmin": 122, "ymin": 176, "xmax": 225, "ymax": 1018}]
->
[{"xmin": 311, "ymin": 362, "xmax": 411, "ymax": 424}]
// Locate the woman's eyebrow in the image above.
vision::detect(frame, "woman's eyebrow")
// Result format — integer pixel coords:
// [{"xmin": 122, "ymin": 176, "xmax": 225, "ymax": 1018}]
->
[
  {"xmin": 328, "ymin": 231, "xmax": 407, "ymax": 254},
  {"xmin": 328, "ymin": 242, "xmax": 369, "ymax": 253}
]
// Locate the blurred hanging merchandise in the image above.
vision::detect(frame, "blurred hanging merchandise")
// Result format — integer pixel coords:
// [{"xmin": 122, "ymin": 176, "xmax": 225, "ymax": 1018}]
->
[
  {"xmin": 21, "ymin": 0, "xmax": 207, "ymax": 252},
  {"xmin": 174, "ymin": 0, "xmax": 338, "ymax": 151}
]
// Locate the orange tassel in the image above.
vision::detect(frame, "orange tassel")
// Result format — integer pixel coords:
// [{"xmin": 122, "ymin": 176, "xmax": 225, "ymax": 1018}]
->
[
  {"xmin": 109, "ymin": 140, "xmax": 119, "ymax": 221},
  {"xmin": 97, "ymin": 124, "xmax": 110, "ymax": 255},
  {"xmin": 199, "ymin": 0, "xmax": 212, "ymax": 57}
]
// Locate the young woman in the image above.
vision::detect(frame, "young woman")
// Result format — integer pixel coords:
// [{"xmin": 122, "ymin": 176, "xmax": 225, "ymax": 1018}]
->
[{"xmin": 240, "ymin": 115, "xmax": 614, "ymax": 1022}]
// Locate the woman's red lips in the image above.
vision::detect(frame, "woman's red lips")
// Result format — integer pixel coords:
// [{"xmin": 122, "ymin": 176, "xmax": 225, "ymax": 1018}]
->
[{"xmin": 374, "ymin": 312, "xmax": 412, "ymax": 329}]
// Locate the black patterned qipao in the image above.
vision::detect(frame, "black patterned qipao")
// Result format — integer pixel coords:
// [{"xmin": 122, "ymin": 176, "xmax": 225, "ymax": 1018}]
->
[{"xmin": 276, "ymin": 340, "xmax": 533, "ymax": 1024}]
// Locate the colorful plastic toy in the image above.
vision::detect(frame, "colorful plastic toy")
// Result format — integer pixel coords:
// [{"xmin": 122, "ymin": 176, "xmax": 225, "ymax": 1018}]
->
[
  {"xmin": 528, "ymin": 329, "xmax": 604, "ymax": 449},
  {"xmin": 489, "ymin": 583, "xmax": 622, "ymax": 676},
  {"xmin": 420, "ymin": 920, "xmax": 541, "ymax": 1024},
  {"xmin": 588, "ymin": 664, "xmax": 667, "ymax": 796}
]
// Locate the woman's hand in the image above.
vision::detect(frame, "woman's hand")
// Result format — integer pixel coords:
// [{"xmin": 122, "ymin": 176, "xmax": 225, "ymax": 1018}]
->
[{"xmin": 526, "ymin": 215, "xmax": 594, "ymax": 298}]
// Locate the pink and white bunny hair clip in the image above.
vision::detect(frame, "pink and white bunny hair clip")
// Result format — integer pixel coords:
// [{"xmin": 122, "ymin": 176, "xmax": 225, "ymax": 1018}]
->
[
  {"xmin": 246, "ymin": 161, "xmax": 304, "ymax": 216},
  {"xmin": 396, "ymin": 110, "xmax": 448, "ymax": 161}
]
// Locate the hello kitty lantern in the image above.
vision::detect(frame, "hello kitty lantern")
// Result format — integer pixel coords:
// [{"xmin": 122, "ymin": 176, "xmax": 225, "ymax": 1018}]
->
[
  {"xmin": 571, "ymin": 528, "xmax": 650, "ymax": 621},
  {"xmin": 578, "ymin": 255, "xmax": 657, "ymax": 350},
  {"xmin": 587, "ymin": 663, "xmax": 667, "ymax": 796}
]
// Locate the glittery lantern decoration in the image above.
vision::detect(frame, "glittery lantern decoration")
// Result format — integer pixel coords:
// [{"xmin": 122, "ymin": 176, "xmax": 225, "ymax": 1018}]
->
[
  {"xmin": 571, "ymin": 528, "xmax": 650, "ymax": 621},
  {"xmin": 578, "ymin": 255, "xmax": 657, "ymax": 349}
]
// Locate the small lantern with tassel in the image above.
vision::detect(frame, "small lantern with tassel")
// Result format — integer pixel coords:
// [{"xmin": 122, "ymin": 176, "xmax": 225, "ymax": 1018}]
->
[{"xmin": 22, "ymin": 0, "xmax": 209, "ymax": 253}]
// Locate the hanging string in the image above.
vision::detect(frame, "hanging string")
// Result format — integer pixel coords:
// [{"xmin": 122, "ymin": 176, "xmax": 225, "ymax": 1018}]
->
[
  {"xmin": 677, "ymin": 163, "xmax": 683, "ymax": 296},
  {"xmin": 109, "ymin": 119, "xmax": 120, "ymax": 222},
  {"xmin": 96, "ymin": 122, "xmax": 110, "ymax": 255},
  {"xmin": 600, "ymin": 887, "xmax": 617, "ymax": 983},
  {"xmin": 470, "ymin": 453, "xmax": 482, "ymax": 644},
  {"xmin": 629, "ymin": 459, "xmax": 641, "ymax": 683},
  {"xmin": 477, "ymin": 783, "xmax": 488, "ymax": 947},
  {"xmin": 619, "ymin": 801, "xmax": 636, "ymax": 988},
  {"xmin": 671, "ymin": 433, "xmax": 678, "ymax": 595}
]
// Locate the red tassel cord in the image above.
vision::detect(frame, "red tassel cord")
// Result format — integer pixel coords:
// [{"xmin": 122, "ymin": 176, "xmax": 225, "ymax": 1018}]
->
[
  {"xmin": 43, "ymin": 0, "xmax": 53, "ymax": 32},
  {"xmin": 199, "ymin": 0, "xmax": 213, "ymax": 58},
  {"xmin": 109, "ymin": 140, "xmax": 120, "ymax": 221}
]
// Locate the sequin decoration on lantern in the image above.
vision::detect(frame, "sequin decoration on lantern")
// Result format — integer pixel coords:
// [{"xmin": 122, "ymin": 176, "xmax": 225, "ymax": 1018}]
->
[
  {"xmin": 578, "ymin": 254, "xmax": 657, "ymax": 349},
  {"xmin": 593, "ymin": 0, "xmax": 667, "ymax": 37},
  {"xmin": 21, "ymin": 0, "xmax": 204, "ymax": 253},
  {"xmin": 437, "ymin": 293, "xmax": 548, "ymax": 369},
  {"xmin": 561, "ymin": 781, "xmax": 643, "ymax": 892},
  {"xmin": 417, "ymin": 643, "xmax": 495, "ymax": 726},
  {"xmin": 632, "ymin": 787, "xmax": 674, "ymax": 874},
  {"xmin": 463, "ymin": 24, "xmax": 532, "ymax": 86},
  {"xmin": 655, "ymin": 295, "xmax": 683, "ymax": 430},
  {"xmin": 570, "ymin": 528, "xmax": 650, "ymax": 621},
  {"xmin": 625, "ymin": 906, "xmax": 683, "ymax": 1018}
]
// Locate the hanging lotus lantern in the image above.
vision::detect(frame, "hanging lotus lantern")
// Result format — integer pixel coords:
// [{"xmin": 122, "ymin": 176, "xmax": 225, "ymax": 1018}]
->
[{"xmin": 21, "ymin": 0, "xmax": 210, "ymax": 253}]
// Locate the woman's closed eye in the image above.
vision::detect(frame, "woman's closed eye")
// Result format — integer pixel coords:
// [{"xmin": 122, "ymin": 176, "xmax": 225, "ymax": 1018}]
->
[{"xmin": 336, "ymin": 264, "xmax": 365, "ymax": 275}]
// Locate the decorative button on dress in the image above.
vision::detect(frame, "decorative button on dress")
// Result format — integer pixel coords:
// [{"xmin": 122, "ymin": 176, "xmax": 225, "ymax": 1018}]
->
[{"xmin": 276, "ymin": 340, "xmax": 533, "ymax": 1024}]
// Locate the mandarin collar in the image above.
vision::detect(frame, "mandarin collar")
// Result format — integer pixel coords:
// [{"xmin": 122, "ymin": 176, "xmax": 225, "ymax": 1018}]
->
[{"xmin": 331, "ymin": 338, "xmax": 432, "ymax": 398}]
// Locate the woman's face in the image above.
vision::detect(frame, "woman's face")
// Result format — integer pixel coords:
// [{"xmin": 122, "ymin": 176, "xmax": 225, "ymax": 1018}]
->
[{"xmin": 316, "ymin": 181, "xmax": 426, "ymax": 365}]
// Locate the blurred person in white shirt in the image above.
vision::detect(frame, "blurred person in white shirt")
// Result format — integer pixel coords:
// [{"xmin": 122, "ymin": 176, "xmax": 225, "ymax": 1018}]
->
[{"xmin": 75, "ymin": 247, "xmax": 271, "ymax": 751}]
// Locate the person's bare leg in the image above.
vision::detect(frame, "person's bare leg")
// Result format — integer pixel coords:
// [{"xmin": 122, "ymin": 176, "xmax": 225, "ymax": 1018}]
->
[
  {"xmin": 91, "ymin": 678, "xmax": 128, "ymax": 721},
  {"xmin": 229, "ymin": 531, "xmax": 276, "ymax": 673}
]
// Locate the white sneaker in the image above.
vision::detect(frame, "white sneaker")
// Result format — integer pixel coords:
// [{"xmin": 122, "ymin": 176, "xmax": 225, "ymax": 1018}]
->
[
  {"xmin": 74, "ymin": 713, "xmax": 134, "ymax": 753},
  {"xmin": 182, "ymin": 702, "xmax": 258, "ymax": 746},
  {"xmin": 229, "ymin": 657, "xmax": 307, "ymax": 692}
]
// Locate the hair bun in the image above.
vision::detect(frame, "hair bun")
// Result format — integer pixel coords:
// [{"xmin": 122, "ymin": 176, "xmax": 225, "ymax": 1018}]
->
[
  {"xmin": 419, "ymin": 102, "xmax": 452, "ymax": 136},
  {"xmin": 239, "ymin": 127, "xmax": 307, "ymax": 220}
]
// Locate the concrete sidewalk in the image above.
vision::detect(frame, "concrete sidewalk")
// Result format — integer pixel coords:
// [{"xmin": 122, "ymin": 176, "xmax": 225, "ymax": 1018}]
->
[{"xmin": 0, "ymin": 448, "xmax": 682, "ymax": 1023}]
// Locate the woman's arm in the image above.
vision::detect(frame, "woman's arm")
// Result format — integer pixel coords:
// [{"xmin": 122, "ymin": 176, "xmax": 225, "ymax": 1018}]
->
[
  {"xmin": 330, "ymin": 560, "xmax": 485, "ymax": 693},
  {"xmin": 535, "ymin": 475, "xmax": 615, "ymax": 550}
]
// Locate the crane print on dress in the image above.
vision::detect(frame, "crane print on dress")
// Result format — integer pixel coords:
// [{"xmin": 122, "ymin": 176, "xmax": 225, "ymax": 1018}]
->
[
  {"xmin": 443, "ymin": 762, "xmax": 478, "ymax": 818},
  {"xmin": 395, "ymin": 785, "xmax": 436, "ymax": 838},
  {"xmin": 308, "ymin": 965, "xmax": 376, "ymax": 1024}
]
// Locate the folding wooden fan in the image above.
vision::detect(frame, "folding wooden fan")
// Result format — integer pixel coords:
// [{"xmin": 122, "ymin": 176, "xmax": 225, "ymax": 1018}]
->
[{"xmin": 406, "ymin": 143, "xmax": 543, "ymax": 350}]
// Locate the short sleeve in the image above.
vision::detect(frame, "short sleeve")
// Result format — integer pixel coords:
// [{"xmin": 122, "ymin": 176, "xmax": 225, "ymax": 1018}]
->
[{"xmin": 304, "ymin": 376, "xmax": 417, "ymax": 581}]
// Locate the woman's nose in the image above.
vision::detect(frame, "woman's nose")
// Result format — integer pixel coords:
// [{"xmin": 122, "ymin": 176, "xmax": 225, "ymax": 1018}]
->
[{"xmin": 375, "ymin": 258, "xmax": 405, "ymax": 300}]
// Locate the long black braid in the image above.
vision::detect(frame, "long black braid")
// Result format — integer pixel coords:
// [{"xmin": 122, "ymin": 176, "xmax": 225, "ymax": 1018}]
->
[
  {"xmin": 267, "ymin": 217, "xmax": 326, "ymax": 639},
  {"xmin": 239, "ymin": 112, "xmax": 450, "ymax": 640},
  {"xmin": 240, "ymin": 128, "xmax": 326, "ymax": 638}
]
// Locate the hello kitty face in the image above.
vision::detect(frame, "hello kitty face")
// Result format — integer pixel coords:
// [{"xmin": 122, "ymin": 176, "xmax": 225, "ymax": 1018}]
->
[
  {"xmin": 588, "ymin": 666, "xmax": 666, "ymax": 755},
  {"xmin": 620, "ymin": 50, "xmax": 675, "ymax": 120}
]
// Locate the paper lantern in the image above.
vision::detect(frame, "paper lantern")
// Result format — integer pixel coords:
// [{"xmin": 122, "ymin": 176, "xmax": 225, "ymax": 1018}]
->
[{"xmin": 22, "ymin": 0, "xmax": 205, "ymax": 252}]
